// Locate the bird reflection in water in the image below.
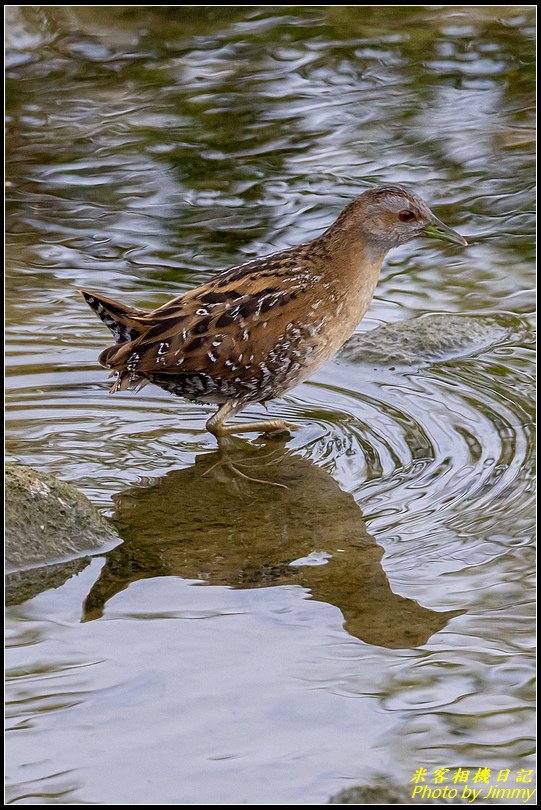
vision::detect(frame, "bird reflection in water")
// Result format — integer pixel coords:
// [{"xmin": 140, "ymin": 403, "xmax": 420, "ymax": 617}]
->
[{"xmin": 84, "ymin": 438, "xmax": 462, "ymax": 649}]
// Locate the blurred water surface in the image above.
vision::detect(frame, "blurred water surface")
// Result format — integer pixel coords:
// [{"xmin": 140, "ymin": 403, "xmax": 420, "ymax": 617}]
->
[{"xmin": 5, "ymin": 6, "xmax": 535, "ymax": 804}]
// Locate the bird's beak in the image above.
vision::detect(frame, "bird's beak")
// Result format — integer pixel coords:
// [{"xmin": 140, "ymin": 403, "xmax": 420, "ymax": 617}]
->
[{"xmin": 424, "ymin": 218, "xmax": 468, "ymax": 247}]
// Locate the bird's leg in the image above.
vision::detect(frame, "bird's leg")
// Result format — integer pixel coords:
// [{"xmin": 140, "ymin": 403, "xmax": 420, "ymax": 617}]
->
[{"xmin": 206, "ymin": 401, "xmax": 300, "ymax": 438}]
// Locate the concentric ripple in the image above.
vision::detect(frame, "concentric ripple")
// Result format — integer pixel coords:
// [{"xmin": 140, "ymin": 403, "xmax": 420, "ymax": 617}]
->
[{"xmin": 281, "ymin": 320, "xmax": 536, "ymax": 544}]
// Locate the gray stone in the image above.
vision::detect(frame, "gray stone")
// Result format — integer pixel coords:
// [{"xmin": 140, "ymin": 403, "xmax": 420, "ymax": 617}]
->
[
  {"xmin": 340, "ymin": 314, "xmax": 519, "ymax": 368},
  {"xmin": 5, "ymin": 463, "xmax": 120, "ymax": 573},
  {"xmin": 328, "ymin": 780, "xmax": 491, "ymax": 804},
  {"xmin": 329, "ymin": 782, "xmax": 413, "ymax": 804}
]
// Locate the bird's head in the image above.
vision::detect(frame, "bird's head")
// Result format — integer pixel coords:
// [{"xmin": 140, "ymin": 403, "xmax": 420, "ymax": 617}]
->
[{"xmin": 344, "ymin": 185, "xmax": 467, "ymax": 252}]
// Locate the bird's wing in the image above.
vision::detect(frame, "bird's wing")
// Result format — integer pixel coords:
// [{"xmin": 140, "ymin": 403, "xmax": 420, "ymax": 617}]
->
[{"xmin": 100, "ymin": 247, "xmax": 316, "ymax": 387}]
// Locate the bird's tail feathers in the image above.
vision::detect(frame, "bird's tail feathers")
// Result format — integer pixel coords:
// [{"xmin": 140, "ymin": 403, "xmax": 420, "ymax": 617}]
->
[{"xmin": 78, "ymin": 289, "xmax": 148, "ymax": 344}]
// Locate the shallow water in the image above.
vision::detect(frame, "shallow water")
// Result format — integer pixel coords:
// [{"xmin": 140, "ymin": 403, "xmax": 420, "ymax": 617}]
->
[{"xmin": 5, "ymin": 6, "xmax": 536, "ymax": 805}]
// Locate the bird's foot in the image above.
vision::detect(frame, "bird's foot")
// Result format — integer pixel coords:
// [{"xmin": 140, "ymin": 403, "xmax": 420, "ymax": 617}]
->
[
  {"xmin": 210, "ymin": 420, "xmax": 300, "ymax": 438},
  {"xmin": 261, "ymin": 421, "xmax": 300, "ymax": 440}
]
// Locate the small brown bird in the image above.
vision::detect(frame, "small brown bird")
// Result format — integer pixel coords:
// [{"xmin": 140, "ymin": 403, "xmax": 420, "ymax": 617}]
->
[{"xmin": 80, "ymin": 185, "xmax": 467, "ymax": 438}]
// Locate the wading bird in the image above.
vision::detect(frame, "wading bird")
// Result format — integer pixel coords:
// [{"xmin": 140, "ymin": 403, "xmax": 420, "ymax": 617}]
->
[{"xmin": 81, "ymin": 185, "xmax": 467, "ymax": 438}]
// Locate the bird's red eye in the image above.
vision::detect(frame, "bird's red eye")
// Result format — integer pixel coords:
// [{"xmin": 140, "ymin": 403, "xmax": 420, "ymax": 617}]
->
[{"xmin": 399, "ymin": 210, "xmax": 415, "ymax": 222}]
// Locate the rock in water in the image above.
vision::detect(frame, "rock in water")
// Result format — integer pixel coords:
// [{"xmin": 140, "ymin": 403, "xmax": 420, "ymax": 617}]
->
[
  {"xmin": 5, "ymin": 463, "xmax": 120, "ymax": 572},
  {"xmin": 340, "ymin": 314, "xmax": 517, "ymax": 368}
]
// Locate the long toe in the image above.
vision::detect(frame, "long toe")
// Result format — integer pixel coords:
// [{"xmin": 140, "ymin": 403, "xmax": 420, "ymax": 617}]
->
[{"xmin": 264, "ymin": 421, "xmax": 301, "ymax": 438}]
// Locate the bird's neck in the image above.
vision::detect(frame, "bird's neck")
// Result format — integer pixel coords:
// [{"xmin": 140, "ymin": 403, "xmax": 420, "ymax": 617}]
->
[
  {"xmin": 302, "ymin": 230, "xmax": 388, "ymax": 356},
  {"xmin": 314, "ymin": 228, "xmax": 388, "ymax": 305}
]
